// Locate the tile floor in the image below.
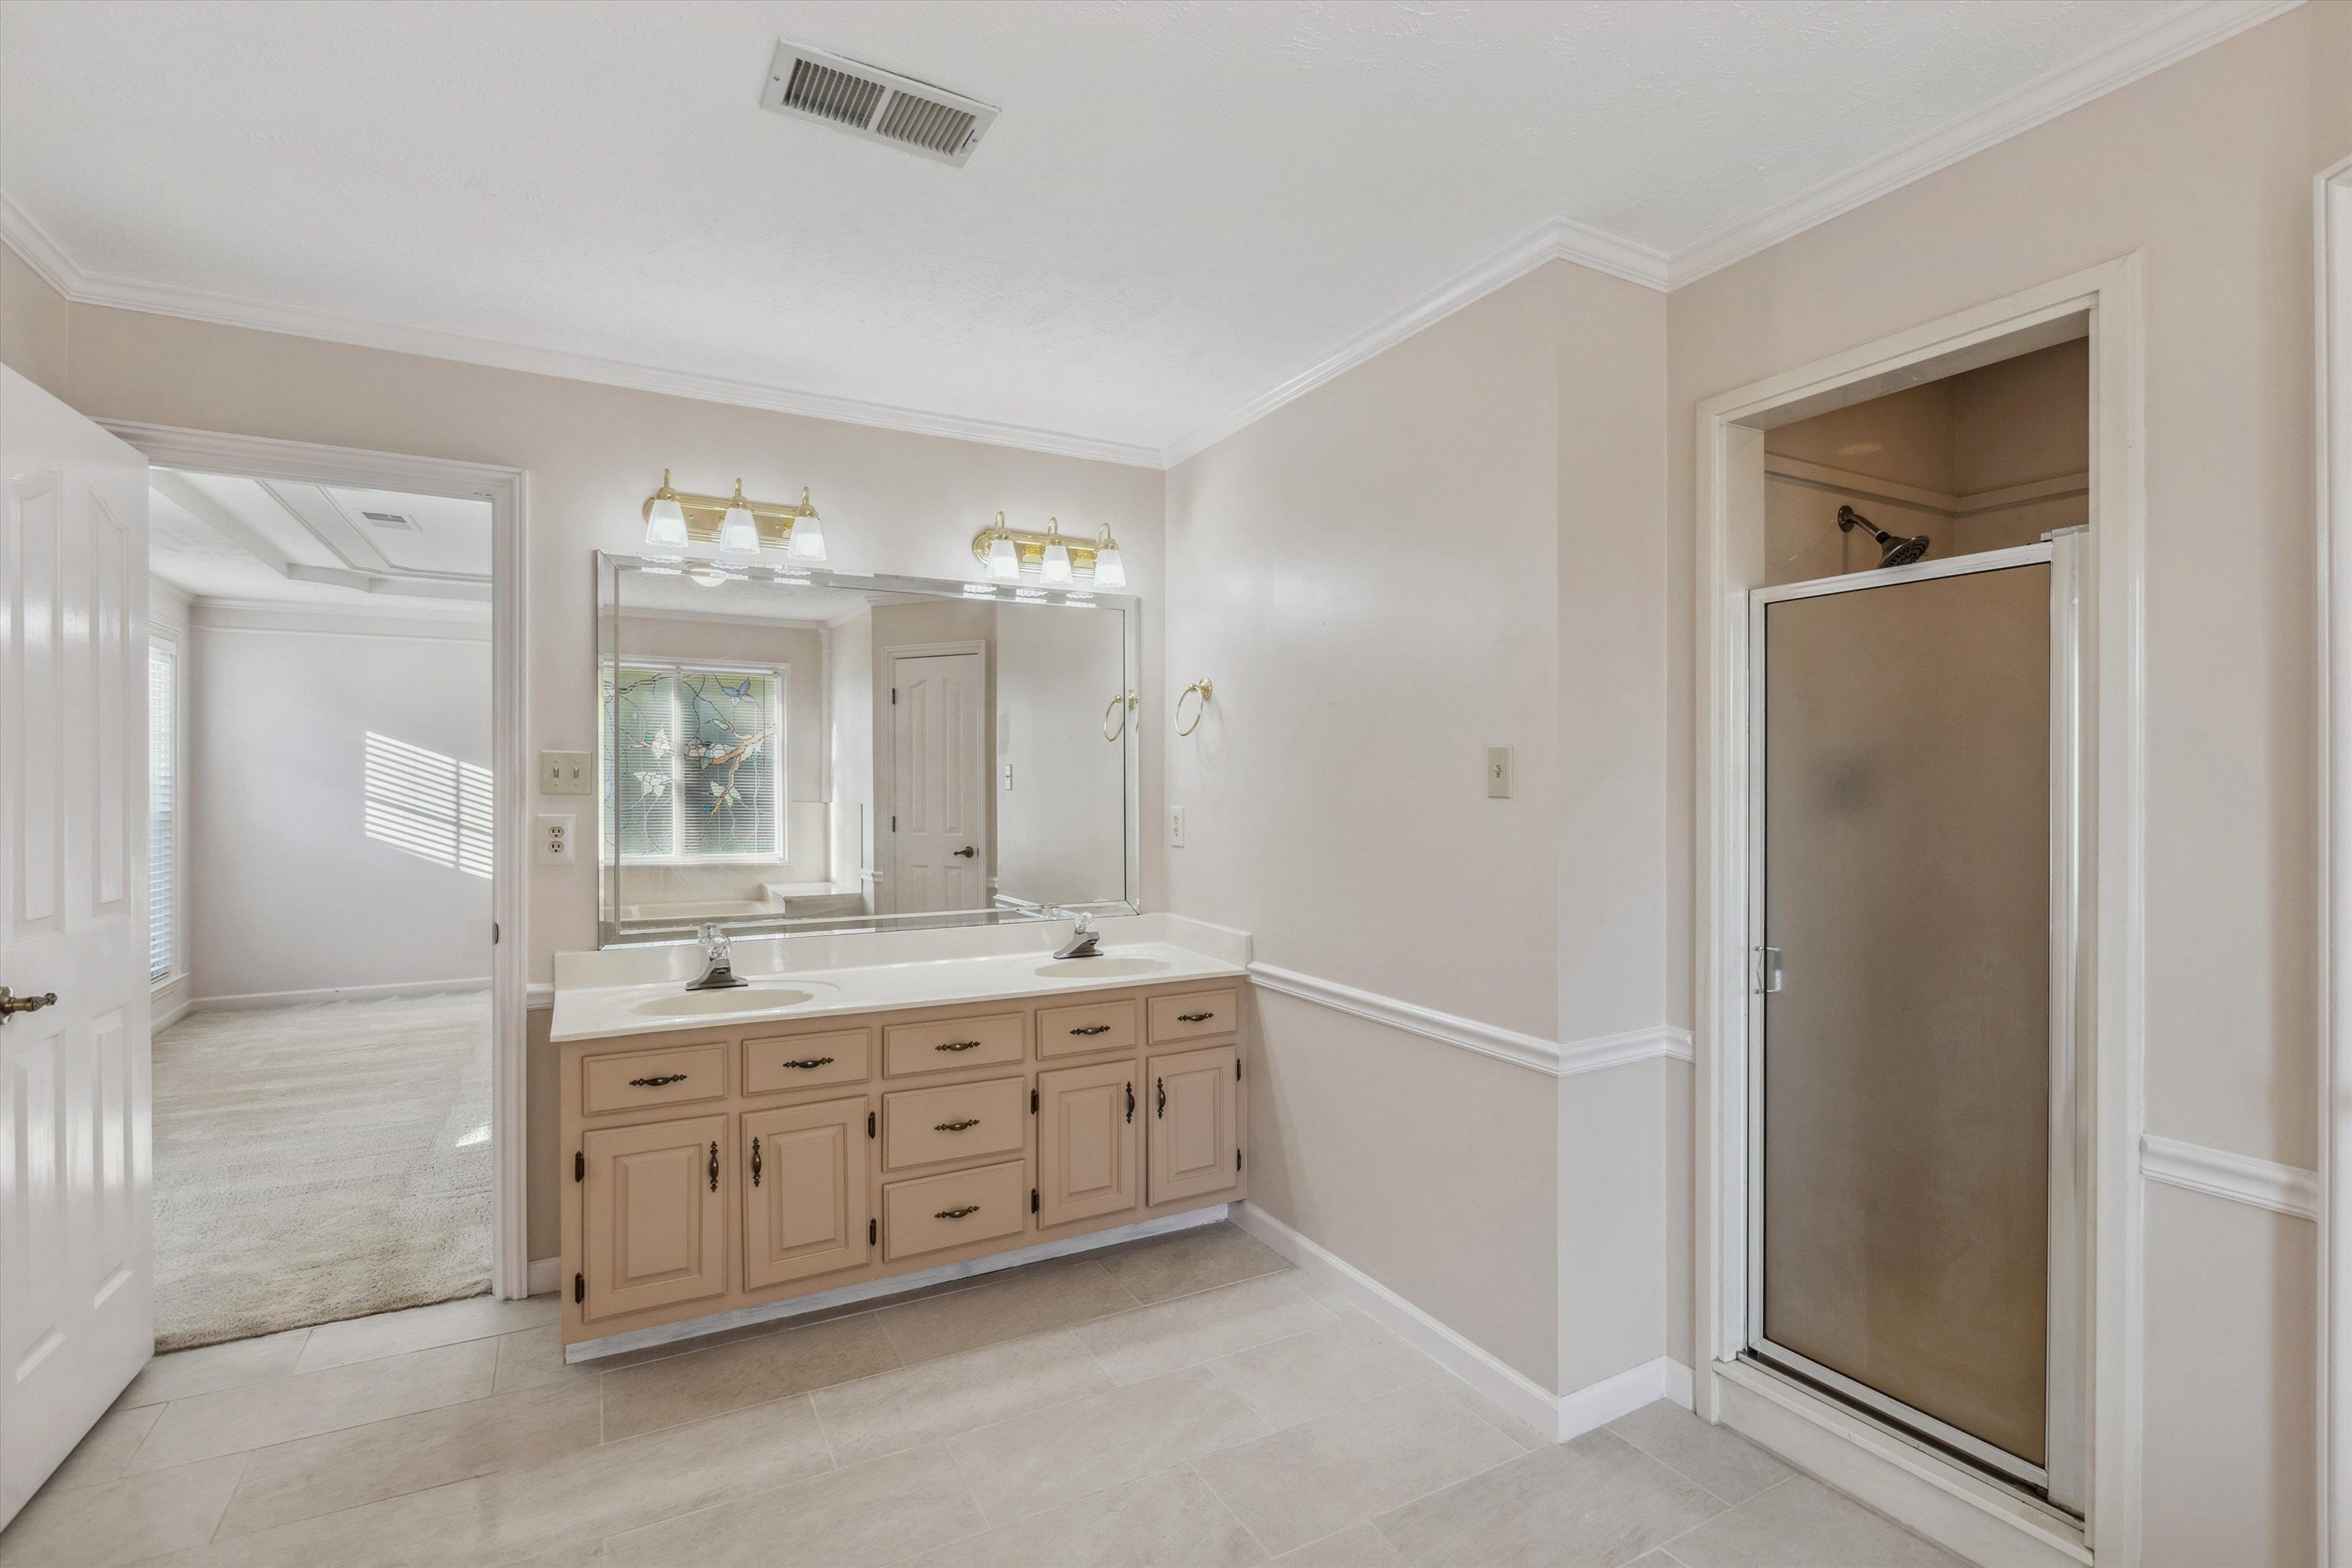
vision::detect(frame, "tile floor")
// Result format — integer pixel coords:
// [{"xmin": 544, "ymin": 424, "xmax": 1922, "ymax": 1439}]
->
[{"xmin": 0, "ymin": 1223, "xmax": 1965, "ymax": 1567}]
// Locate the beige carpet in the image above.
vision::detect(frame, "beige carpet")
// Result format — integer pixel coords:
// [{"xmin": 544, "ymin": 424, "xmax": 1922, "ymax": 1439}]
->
[{"xmin": 152, "ymin": 990, "xmax": 492, "ymax": 1351}]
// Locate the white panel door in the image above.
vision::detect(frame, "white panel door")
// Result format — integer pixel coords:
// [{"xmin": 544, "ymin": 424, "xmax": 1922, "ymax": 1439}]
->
[
  {"xmin": 0, "ymin": 368, "xmax": 152, "ymax": 1527},
  {"xmin": 888, "ymin": 650, "xmax": 988, "ymax": 913}
]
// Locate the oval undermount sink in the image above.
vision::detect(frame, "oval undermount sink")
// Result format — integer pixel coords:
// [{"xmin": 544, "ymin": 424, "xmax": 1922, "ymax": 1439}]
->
[
  {"xmin": 1031, "ymin": 956, "xmax": 1172, "ymax": 980},
  {"xmin": 631, "ymin": 986, "xmax": 816, "ymax": 1018}
]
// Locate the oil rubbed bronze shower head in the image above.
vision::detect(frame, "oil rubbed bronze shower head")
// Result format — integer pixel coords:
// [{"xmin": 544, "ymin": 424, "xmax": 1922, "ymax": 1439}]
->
[{"xmin": 1837, "ymin": 505, "xmax": 1930, "ymax": 568}]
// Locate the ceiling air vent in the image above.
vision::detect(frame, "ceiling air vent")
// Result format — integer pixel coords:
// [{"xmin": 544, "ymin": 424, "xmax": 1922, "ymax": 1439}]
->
[
  {"xmin": 360, "ymin": 511, "xmax": 419, "ymax": 531},
  {"xmin": 760, "ymin": 41, "xmax": 997, "ymax": 168}
]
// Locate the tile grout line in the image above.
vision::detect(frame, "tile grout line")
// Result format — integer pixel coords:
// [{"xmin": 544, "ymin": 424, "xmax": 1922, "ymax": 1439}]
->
[
  {"xmin": 1600, "ymin": 1419, "xmax": 1754, "ymax": 1511},
  {"xmin": 1647, "ymin": 1472, "xmax": 1796, "ymax": 1557},
  {"xmin": 1184, "ymin": 1459, "xmax": 1279, "ymax": 1563}
]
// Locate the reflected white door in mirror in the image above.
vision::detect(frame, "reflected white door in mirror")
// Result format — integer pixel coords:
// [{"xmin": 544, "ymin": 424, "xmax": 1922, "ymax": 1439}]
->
[{"xmin": 596, "ymin": 554, "xmax": 1142, "ymax": 946}]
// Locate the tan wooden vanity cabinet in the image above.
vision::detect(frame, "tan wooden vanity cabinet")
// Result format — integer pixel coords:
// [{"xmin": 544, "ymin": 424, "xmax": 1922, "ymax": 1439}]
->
[{"xmin": 559, "ymin": 977, "xmax": 1249, "ymax": 1348}]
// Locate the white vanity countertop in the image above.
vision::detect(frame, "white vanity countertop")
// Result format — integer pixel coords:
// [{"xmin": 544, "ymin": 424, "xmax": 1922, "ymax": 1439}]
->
[{"xmin": 549, "ymin": 916, "xmax": 1252, "ymax": 1044}]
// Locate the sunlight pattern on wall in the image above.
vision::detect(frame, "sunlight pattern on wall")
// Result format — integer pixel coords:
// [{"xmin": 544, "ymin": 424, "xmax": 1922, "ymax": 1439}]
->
[{"xmin": 364, "ymin": 731, "xmax": 492, "ymax": 879}]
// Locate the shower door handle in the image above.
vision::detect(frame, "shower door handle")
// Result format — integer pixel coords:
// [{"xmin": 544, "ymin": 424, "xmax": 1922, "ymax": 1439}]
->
[{"xmin": 1754, "ymin": 946, "xmax": 1784, "ymax": 995}]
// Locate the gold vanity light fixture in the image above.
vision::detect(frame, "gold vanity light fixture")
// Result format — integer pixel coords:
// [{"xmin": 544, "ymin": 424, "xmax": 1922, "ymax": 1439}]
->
[
  {"xmin": 642, "ymin": 469, "xmax": 826, "ymax": 561},
  {"xmin": 972, "ymin": 513, "xmax": 1124, "ymax": 587}
]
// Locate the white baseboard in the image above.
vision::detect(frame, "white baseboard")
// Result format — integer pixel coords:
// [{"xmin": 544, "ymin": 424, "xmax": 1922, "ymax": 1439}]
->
[
  {"xmin": 152, "ymin": 996, "xmax": 196, "ymax": 1032},
  {"xmin": 1557, "ymin": 1354, "xmax": 1694, "ymax": 1438},
  {"xmin": 528, "ymin": 1256, "xmax": 560, "ymax": 1297},
  {"xmin": 1231, "ymin": 1200, "xmax": 1689, "ymax": 1442},
  {"xmin": 194, "ymin": 977, "xmax": 493, "ymax": 1010},
  {"xmin": 565, "ymin": 1205, "xmax": 1228, "ymax": 1362}
]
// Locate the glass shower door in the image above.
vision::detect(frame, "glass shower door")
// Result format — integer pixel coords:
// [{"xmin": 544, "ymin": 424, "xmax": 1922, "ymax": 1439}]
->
[{"xmin": 1750, "ymin": 550, "xmax": 2077, "ymax": 1504}]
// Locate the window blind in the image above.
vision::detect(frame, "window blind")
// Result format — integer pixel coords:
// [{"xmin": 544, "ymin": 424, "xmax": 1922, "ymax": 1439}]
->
[{"xmin": 148, "ymin": 639, "xmax": 176, "ymax": 983}]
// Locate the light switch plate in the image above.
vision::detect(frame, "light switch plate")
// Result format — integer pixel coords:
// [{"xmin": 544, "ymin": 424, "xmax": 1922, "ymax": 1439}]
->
[
  {"xmin": 541, "ymin": 750, "xmax": 592, "ymax": 795},
  {"xmin": 1487, "ymin": 746, "xmax": 1514, "ymax": 799},
  {"xmin": 536, "ymin": 813, "xmax": 577, "ymax": 866},
  {"xmin": 1168, "ymin": 805, "xmax": 1187, "ymax": 848}
]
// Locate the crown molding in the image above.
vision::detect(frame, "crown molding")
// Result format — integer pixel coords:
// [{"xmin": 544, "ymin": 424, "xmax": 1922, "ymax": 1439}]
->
[
  {"xmin": 1, "ymin": 197, "xmax": 1161, "ymax": 472},
  {"xmin": 1665, "ymin": 0, "xmax": 2301, "ymax": 289},
  {"xmin": 3, "ymin": 0, "xmax": 2295, "ymax": 474},
  {"xmin": 1158, "ymin": 217, "xmax": 1671, "ymax": 468}
]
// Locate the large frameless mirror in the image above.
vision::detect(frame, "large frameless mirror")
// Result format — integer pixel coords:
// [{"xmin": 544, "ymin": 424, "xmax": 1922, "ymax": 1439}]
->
[{"xmin": 596, "ymin": 554, "xmax": 1140, "ymax": 946}]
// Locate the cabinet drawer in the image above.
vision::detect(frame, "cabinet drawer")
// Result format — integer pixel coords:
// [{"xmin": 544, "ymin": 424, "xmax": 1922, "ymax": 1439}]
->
[
  {"xmin": 1037, "ymin": 998, "xmax": 1139, "ymax": 1060},
  {"xmin": 882, "ymin": 1159, "xmax": 1027, "ymax": 1261},
  {"xmin": 1146, "ymin": 988, "xmax": 1238, "ymax": 1044},
  {"xmin": 883, "ymin": 1013, "xmax": 1024, "ymax": 1077},
  {"xmin": 884, "ymin": 1076, "xmax": 1027, "ymax": 1171},
  {"xmin": 744, "ymin": 1028, "xmax": 872, "ymax": 1096},
  {"xmin": 580, "ymin": 1042, "xmax": 730, "ymax": 1116}
]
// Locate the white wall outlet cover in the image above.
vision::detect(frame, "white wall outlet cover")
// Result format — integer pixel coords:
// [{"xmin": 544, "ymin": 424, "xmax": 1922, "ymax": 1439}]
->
[
  {"xmin": 540, "ymin": 749, "xmax": 592, "ymax": 795},
  {"xmin": 536, "ymin": 813, "xmax": 577, "ymax": 865},
  {"xmin": 1487, "ymin": 745, "xmax": 1514, "ymax": 799},
  {"xmin": 1169, "ymin": 805, "xmax": 1187, "ymax": 848}
]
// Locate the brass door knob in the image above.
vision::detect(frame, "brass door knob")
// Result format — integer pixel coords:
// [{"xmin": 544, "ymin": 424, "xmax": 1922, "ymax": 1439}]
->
[{"xmin": 0, "ymin": 987, "xmax": 57, "ymax": 1024}]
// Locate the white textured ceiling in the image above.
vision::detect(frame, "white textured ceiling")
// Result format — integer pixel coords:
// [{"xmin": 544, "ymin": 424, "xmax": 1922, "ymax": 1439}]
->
[{"xmin": 0, "ymin": 1, "xmax": 2258, "ymax": 462}]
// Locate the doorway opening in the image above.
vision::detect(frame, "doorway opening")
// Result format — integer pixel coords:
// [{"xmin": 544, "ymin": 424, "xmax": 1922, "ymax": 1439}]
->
[
  {"xmin": 1694, "ymin": 259, "xmax": 2142, "ymax": 1564},
  {"xmin": 143, "ymin": 467, "xmax": 498, "ymax": 1348},
  {"xmin": 1749, "ymin": 335, "xmax": 2088, "ymax": 1516}
]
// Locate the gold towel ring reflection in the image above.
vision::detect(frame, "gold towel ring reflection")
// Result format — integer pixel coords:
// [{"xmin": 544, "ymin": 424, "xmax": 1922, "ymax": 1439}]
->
[
  {"xmin": 1174, "ymin": 678, "xmax": 1214, "ymax": 737},
  {"xmin": 1103, "ymin": 690, "xmax": 1136, "ymax": 742}
]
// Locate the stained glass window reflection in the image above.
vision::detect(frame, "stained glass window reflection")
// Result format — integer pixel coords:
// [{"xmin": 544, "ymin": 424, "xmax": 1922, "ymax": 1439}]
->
[{"xmin": 603, "ymin": 663, "xmax": 783, "ymax": 861}]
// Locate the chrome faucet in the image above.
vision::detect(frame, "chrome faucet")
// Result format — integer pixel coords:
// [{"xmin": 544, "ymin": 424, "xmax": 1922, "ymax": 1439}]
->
[
  {"xmin": 1052, "ymin": 910, "xmax": 1103, "ymax": 961},
  {"xmin": 686, "ymin": 923, "xmax": 747, "ymax": 991}
]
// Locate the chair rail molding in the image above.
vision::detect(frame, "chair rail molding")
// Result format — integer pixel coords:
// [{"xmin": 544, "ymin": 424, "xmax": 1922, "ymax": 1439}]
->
[
  {"xmin": 1244, "ymin": 962, "xmax": 1690, "ymax": 1080},
  {"xmin": 2140, "ymin": 1134, "xmax": 2318, "ymax": 1221}
]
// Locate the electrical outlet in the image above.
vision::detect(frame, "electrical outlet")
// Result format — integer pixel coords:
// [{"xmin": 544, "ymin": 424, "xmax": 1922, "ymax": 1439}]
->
[
  {"xmin": 1168, "ymin": 805, "xmax": 1187, "ymax": 848},
  {"xmin": 540, "ymin": 750, "xmax": 591, "ymax": 795},
  {"xmin": 536, "ymin": 813, "xmax": 577, "ymax": 866},
  {"xmin": 1487, "ymin": 746, "xmax": 1514, "ymax": 799}
]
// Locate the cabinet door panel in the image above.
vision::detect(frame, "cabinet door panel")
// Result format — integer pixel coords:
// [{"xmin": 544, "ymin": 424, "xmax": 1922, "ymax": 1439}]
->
[
  {"xmin": 1148, "ymin": 1047, "xmax": 1238, "ymax": 1207},
  {"xmin": 582, "ymin": 1115, "xmax": 727, "ymax": 1321},
  {"xmin": 743, "ymin": 1096, "xmax": 871, "ymax": 1292},
  {"xmin": 1037, "ymin": 1062, "xmax": 1138, "ymax": 1228}
]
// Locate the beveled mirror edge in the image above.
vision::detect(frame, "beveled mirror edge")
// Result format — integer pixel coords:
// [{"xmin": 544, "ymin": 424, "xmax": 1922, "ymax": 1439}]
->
[{"xmin": 593, "ymin": 550, "xmax": 1144, "ymax": 949}]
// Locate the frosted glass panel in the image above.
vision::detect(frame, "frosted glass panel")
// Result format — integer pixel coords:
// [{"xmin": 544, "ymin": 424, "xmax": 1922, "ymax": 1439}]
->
[{"xmin": 1759, "ymin": 563, "xmax": 2050, "ymax": 1465}]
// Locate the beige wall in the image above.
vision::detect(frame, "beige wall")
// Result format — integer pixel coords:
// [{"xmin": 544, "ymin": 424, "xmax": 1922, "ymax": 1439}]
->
[
  {"xmin": 0, "ymin": 243, "xmax": 68, "ymax": 399},
  {"xmin": 1666, "ymin": 5, "xmax": 2350, "ymax": 1555},
  {"xmin": 1168, "ymin": 262, "xmax": 1675, "ymax": 1395},
  {"xmin": 33, "ymin": 304, "xmax": 1166, "ymax": 1267},
  {"xmin": 52, "ymin": 304, "xmax": 1170, "ymax": 982},
  {"xmin": 1761, "ymin": 339, "xmax": 2089, "ymax": 580}
]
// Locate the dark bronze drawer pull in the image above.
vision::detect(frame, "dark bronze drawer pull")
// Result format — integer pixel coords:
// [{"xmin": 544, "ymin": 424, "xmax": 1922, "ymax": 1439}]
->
[
  {"xmin": 934, "ymin": 1119, "xmax": 981, "ymax": 1132},
  {"xmin": 781, "ymin": 1056, "xmax": 835, "ymax": 1070},
  {"xmin": 1177, "ymin": 1011, "xmax": 1214, "ymax": 1024},
  {"xmin": 1125, "ymin": 1081, "xmax": 1135, "ymax": 1122},
  {"xmin": 708, "ymin": 1142, "xmax": 720, "ymax": 1191},
  {"xmin": 751, "ymin": 1136, "xmax": 763, "ymax": 1186},
  {"xmin": 1070, "ymin": 1024, "xmax": 1112, "ymax": 1037},
  {"xmin": 935, "ymin": 1205, "xmax": 980, "ymax": 1220},
  {"xmin": 630, "ymin": 1073, "xmax": 688, "ymax": 1087},
  {"xmin": 935, "ymin": 1040, "xmax": 983, "ymax": 1053},
  {"xmin": 1156, "ymin": 1077, "xmax": 1166, "ymax": 1118}
]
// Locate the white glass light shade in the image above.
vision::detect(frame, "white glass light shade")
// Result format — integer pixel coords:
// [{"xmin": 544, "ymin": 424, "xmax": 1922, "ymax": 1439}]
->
[
  {"xmin": 1091, "ymin": 543, "xmax": 1125, "ymax": 588},
  {"xmin": 718, "ymin": 500, "xmax": 759, "ymax": 555},
  {"xmin": 644, "ymin": 495, "xmax": 688, "ymax": 549},
  {"xmin": 787, "ymin": 511, "xmax": 826, "ymax": 560},
  {"xmin": 1040, "ymin": 519, "xmax": 1073, "ymax": 585},
  {"xmin": 986, "ymin": 534, "xmax": 1020, "ymax": 580}
]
